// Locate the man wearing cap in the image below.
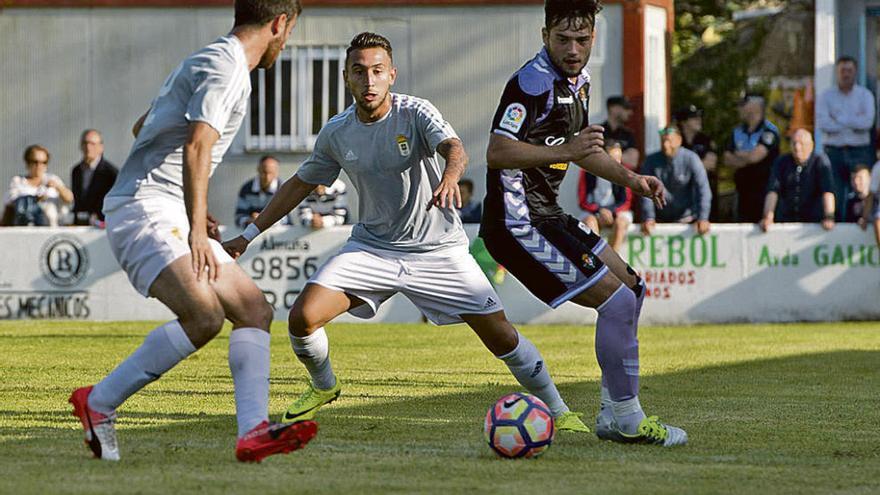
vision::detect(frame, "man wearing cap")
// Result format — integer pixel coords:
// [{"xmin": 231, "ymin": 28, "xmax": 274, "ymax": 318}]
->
[
  {"xmin": 601, "ymin": 95, "xmax": 640, "ymax": 168},
  {"xmin": 676, "ymin": 105, "xmax": 718, "ymax": 221},
  {"xmin": 816, "ymin": 56, "xmax": 876, "ymax": 221},
  {"xmin": 641, "ymin": 126, "xmax": 712, "ymax": 235},
  {"xmin": 723, "ymin": 94, "xmax": 781, "ymax": 223}
]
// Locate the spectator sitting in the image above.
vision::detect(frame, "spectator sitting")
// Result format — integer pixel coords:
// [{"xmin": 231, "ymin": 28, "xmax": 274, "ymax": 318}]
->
[
  {"xmin": 641, "ymin": 126, "xmax": 712, "ymax": 236},
  {"xmin": 457, "ymin": 178, "xmax": 482, "ymax": 224},
  {"xmin": 71, "ymin": 129, "xmax": 118, "ymax": 226},
  {"xmin": 760, "ymin": 129, "xmax": 835, "ymax": 232},
  {"xmin": 298, "ymin": 179, "xmax": 349, "ymax": 229},
  {"xmin": 235, "ymin": 155, "xmax": 285, "ymax": 228},
  {"xmin": 845, "ymin": 164, "xmax": 872, "ymax": 224},
  {"xmin": 601, "ymin": 95, "xmax": 640, "ymax": 168},
  {"xmin": 723, "ymin": 94, "xmax": 781, "ymax": 223},
  {"xmin": 578, "ymin": 140, "xmax": 633, "ymax": 251},
  {"xmin": 2, "ymin": 144, "xmax": 73, "ymax": 226},
  {"xmin": 816, "ymin": 56, "xmax": 875, "ymax": 221}
]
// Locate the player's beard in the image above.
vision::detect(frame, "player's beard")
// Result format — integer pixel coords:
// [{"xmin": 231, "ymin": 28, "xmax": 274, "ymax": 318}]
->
[
  {"xmin": 258, "ymin": 37, "xmax": 285, "ymax": 69},
  {"xmin": 355, "ymin": 90, "xmax": 390, "ymax": 115},
  {"xmin": 552, "ymin": 54, "xmax": 588, "ymax": 78}
]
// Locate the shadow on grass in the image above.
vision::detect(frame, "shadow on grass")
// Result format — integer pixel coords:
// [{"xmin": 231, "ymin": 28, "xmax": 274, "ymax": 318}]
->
[
  {"xmin": 1, "ymin": 350, "xmax": 878, "ymax": 495},
  {"xmin": 2, "ymin": 349, "xmax": 878, "ymax": 446}
]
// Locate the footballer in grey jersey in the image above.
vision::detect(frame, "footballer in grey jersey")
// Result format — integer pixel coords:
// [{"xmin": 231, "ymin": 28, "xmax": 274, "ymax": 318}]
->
[
  {"xmin": 224, "ymin": 31, "xmax": 583, "ymax": 434},
  {"xmin": 296, "ymin": 93, "xmax": 469, "ymax": 253}
]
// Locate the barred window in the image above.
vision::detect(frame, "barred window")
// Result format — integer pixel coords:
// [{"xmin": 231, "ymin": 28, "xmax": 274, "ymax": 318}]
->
[{"xmin": 247, "ymin": 45, "xmax": 353, "ymax": 151}]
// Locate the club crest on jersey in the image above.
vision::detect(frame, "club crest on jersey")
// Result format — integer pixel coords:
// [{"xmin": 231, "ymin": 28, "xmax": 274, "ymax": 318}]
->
[
  {"xmin": 396, "ymin": 135, "xmax": 411, "ymax": 157},
  {"xmin": 578, "ymin": 86, "xmax": 590, "ymax": 111},
  {"xmin": 499, "ymin": 103, "xmax": 526, "ymax": 133},
  {"xmin": 581, "ymin": 253, "xmax": 596, "ymax": 270}
]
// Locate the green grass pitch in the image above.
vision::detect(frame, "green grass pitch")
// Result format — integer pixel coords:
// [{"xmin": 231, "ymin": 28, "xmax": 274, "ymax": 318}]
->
[{"xmin": 1, "ymin": 321, "xmax": 879, "ymax": 494}]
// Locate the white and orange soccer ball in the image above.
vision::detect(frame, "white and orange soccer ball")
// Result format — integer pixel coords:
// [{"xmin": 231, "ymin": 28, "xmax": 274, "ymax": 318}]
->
[{"xmin": 483, "ymin": 392, "xmax": 555, "ymax": 458}]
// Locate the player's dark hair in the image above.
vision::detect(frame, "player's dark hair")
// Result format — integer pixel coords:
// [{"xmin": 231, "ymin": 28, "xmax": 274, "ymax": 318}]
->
[
  {"xmin": 259, "ymin": 154, "xmax": 278, "ymax": 164},
  {"xmin": 23, "ymin": 144, "xmax": 50, "ymax": 164},
  {"xmin": 234, "ymin": 0, "xmax": 301, "ymax": 28},
  {"xmin": 544, "ymin": 0, "xmax": 602, "ymax": 32},
  {"xmin": 346, "ymin": 32, "xmax": 394, "ymax": 66},
  {"xmin": 459, "ymin": 179, "xmax": 474, "ymax": 193},
  {"xmin": 836, "ymin": 55, "xmax": 857, "ymax": 68}
]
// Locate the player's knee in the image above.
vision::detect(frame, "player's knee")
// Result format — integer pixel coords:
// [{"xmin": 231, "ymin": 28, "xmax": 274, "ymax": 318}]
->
[
  {"xmin": 598, "ymin": 284, "xmax": 637, "ymax": 320},
  {"xmin": 181, "ymin": 308, "xmax": 225, "ymax": 347},
  {"xmin": 288, "ymin": 304, "xmax": 326, "ymax": 336},
  {"xmin": 237, "ymin": 297, "xmax": 274, "ymax": 330},
  {"xmin": 255, "ymin": 300, "xmax": 274, "ymax": 330}
]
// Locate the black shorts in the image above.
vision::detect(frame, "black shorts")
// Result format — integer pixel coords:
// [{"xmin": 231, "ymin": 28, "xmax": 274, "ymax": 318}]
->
[{"xmin": 481, "ymin": 215, "xmax": 609, "ymax": 308}]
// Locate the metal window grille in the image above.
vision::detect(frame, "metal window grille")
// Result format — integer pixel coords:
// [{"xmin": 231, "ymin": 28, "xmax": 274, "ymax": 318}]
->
[{"xmin": 246, "ymin": 45, "xmax": 353, "ymax": 151}]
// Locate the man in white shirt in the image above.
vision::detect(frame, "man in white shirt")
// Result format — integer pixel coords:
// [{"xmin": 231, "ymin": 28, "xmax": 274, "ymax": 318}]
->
[
  {"xmin": 68, "ymin": 0, "xmax": 315, "ymax": 464},
  {"xmin": 816, "ymin": 56, "xmax": 876, "ymax": 221}
]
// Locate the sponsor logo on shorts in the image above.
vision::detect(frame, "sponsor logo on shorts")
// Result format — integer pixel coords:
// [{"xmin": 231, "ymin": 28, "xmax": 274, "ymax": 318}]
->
[
  {"xmin": 396, "ymin": 135, "xmax": 411, "ymax": 157},
  {"xmin": 484, "ymin": 296, "xmax": 497, "ymax": 309},
  {"xmin": 762, "ymin": 131, "xmax": 775, "ymax": 146},
  {"xmin": 499, "ymin": 103, "xmax": 526, "ymax": 133},
  {"xmin": 170, "ymin": 227, "xmax": 183, "ymax": 241},
  {"xmin": 557, "ymin": 96, "xmax": 574, "ymax": 104},
  {"xmin": 345, "ymin": 150, "xmax": 358, "ymax": 161},
  {"xmin": 40, "ymin": 235, "xmax": 89, "ymax": 287}
]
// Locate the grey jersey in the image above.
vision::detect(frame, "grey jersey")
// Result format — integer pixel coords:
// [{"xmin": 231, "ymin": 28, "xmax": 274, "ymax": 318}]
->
[
  {"xmin": 105, "ymin": 35, "xmax": 250, "ymax": 208},
  {"xmin": 296, "ymin": 93, "xmax": 467, "ymax": 253}
]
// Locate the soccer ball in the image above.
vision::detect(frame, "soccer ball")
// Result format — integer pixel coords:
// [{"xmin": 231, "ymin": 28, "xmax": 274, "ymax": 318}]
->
[{"xmin": 483, "ymin": 392, "xmax": 555, "ymax": 458}]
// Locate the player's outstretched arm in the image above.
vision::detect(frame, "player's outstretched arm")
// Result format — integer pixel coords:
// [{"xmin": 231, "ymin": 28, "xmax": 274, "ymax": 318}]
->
[
  {"xmin": 486, "ymin": 127, "xmax": 603, "ymax": 170},
  {"xmin": 576, "ymin": 151, "xmax": 667, "ymax": 210},
  {"xmin": 254, "ymin": 175, "xmax": 317, "ymax": 232},
  {"xmin": 183, "ymin": 121, "xmax": 221, "ymax": 282},
  {"xmin": 223, "ymin": 175, "xmax": 317, "ymax": 259},
  {"xmin": 430, "ymin": 138, "xmax": 467, "ymax": 210}
]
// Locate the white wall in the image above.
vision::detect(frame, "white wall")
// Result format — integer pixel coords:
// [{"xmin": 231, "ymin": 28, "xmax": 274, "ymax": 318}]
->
[
  {"xmin": 0, "ymin": 6, "xmax": 626, "ymax": 227},
  {"xmin": 2, "ymin": 224, "xmax": 877, "ymax": 325}
]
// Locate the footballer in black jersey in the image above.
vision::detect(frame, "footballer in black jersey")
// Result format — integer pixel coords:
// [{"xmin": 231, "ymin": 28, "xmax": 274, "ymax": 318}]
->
[{"xmin": 478, "ymin": 0, "xmax": 688, "ymax": 446}]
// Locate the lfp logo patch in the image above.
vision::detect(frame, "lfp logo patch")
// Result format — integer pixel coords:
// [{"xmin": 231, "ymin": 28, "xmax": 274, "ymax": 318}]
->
[
  {"xmin": 499, "ymin": 103, "xmax": 526, "ymax": 133},
  {"xmin": 396, "ymin": 135, "xmax": 411, "ymax": 157}
]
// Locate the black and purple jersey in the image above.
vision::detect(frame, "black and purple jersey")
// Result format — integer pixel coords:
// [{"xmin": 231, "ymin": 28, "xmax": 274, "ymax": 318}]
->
[
  {"xmin": 480, "ymin": 48, "xmax": 590, "ymax": 234},
  {"xmin": 480, "ymin": 50, "xmax": 610, "ymax": 309}
]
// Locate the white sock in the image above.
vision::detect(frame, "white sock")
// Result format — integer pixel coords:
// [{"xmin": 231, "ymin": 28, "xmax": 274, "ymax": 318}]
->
[
  {"xmin": 290, "ymin": 327, "xmax": 336, "ymax": 390},
  {"xmin": 498, "ymin": 332, "xmax": 569, "ymax": 416},
  {"xmin": 611, "ymin": 395, "xmax": 646, "ymax": 435},
  {"xmin": 228, "ymin": 328, "xmax": 271, "ymax": 438},
  {"xmin": 88, "ymin": 320, "xmax": 196, "ymax": 415}
]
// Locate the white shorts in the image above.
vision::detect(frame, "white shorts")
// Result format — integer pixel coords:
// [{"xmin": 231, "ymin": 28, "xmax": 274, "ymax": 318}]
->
[
  {"xmin": 104, "ymin": 197, "xmax": 233, "ymax": 297},
  {"xmin": 308, "ymin": 240, "xmax": 504, "ymax": 325}
]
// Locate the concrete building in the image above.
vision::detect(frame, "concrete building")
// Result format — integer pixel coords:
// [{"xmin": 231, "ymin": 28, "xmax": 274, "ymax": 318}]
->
[{"xmin": 1, "ymin": 0, "xmax": 672, "ymax": 227}]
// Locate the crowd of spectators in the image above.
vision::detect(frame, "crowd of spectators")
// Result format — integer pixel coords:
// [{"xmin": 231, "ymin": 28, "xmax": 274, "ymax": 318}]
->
[
  {"xmin": 570, "ymin": 54, "xmax": 880, "ymax": 253},
  {"xmin": 7, "ymin": 56, "xmax": 880, "ymax": 248},
  {"xmin": 2, "ymin": 138, "xmax": 353, "ymax": 231}
]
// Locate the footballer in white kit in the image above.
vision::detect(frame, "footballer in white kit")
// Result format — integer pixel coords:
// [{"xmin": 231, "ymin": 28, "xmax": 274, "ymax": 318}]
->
[
  {"xmin": 223, "ymin": 32, "xmax": 590, "ymax": 434},
  {"xmin": 69, "ymin": 0, "xmax": 318, "ymax": 464}
]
